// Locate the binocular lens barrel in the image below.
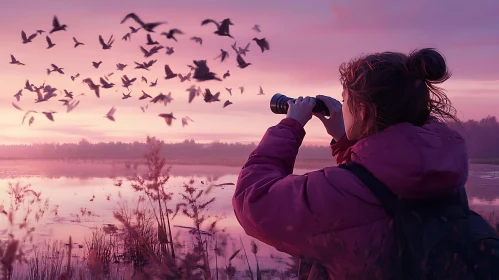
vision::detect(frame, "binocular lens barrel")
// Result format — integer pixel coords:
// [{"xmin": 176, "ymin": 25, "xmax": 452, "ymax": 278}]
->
[{"xmin": 270, "ymin": 93, "xmax": 330, "ymax": 117}]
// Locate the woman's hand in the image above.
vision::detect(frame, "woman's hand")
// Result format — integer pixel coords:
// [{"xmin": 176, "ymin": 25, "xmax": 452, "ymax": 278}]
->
[
  {"xmin": 312, "ymin": 95, "xmax": 346, "ymax": 142},
  {"xmin": 286, "ymin": 96, "xmax": 316, "ymax": 127}
]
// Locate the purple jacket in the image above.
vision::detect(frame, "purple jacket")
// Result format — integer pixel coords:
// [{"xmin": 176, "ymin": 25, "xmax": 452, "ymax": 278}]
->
[{"xmin": 232, "ymin": 117, "xmax": 468, "ymax": 279}]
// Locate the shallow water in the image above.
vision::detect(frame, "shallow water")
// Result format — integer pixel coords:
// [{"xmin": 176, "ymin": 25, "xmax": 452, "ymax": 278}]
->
[{"xmin": 1, "ymin": 160, "xmax": 499, "ymax": 277}]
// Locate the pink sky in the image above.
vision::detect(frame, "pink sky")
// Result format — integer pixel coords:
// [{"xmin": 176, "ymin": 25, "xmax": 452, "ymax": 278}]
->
[{"xmin": 1, "ymin": 0, "xmax": 499, "ymax": 146}]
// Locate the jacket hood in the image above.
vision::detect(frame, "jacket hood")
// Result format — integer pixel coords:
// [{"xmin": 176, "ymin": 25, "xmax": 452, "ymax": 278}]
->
[{"xmin": 351, "ymin": 119, "xmax": 468, "ymax": 200}]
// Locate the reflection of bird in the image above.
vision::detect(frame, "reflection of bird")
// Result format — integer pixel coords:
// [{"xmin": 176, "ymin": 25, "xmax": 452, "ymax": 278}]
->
[
  {"xmin": 223, "ymin": 100, "xmax": 233, "ymax": 108},
  {"xmin": 99, "ymin": 35, "xmax": 114, "ymax": 49},
  {"xmin": 105, "ymin": 107, "xmax": 116, "ymax": 121},
  {"xmin": 120, "ymin": 13, "xmax": 166, "ymax": 32},
  {"xmin": 73, "ymin": 37, "xmax": 84, "ymax": 48},
  {"xmin": 236, "ymin": 55, "xmax": 251, "ymax": 68},
  {"xmin": 50, "ymin": 16, "xmax": 67, "ymax": 33},
  {"xmin": 161, "ymin": 29, "xmax": 183, "ymax": 42},
  {"xmin": 253, "ymin": 38, "xmax": 270, "ymax": 53},
  {"xmin": 252, "ymin": 24, "xmax": 261, "ymax": 32},
  {"xmin": 181, "ymin": 116, "xmax": 194, "ymax": 127},
  {"xmin": 21, "ymin": 30, "xmax": 37, "ymax": 44},
  {"xmin": 92, "ymin": 61, "xmax": 102, "ymax": 69},
  {"xmin": 46, "ymin": 36, "xmax": 56, "ymax": 49},
  {"xmin": 10, "ymin": 55, "xmax": 25, "ymax": 66},
  {"xmin": 214, "ymin": 49, "xmax": 229, "ymax": 62},
  {"xmin": 158, "ymin": 113, "xmax": 176, "ymax": 126},
  {"xmin": 258, "ymin": 86, "xmax": 265, "ymax": 95},
  {"xmin": 190, "ymin": 37, "xmax": 203, "ymax": 45}
]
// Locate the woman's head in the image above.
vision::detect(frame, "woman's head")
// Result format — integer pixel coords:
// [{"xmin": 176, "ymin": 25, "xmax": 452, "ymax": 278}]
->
[{"xmin": 339, "ymin": 48, "xmax": 458, "ymax": 140}]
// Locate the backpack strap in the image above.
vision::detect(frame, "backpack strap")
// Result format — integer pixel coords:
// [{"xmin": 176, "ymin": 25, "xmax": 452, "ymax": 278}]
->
[{"xmin": 338, "ymin": 161, "xmax": 398, "ymax": 216}]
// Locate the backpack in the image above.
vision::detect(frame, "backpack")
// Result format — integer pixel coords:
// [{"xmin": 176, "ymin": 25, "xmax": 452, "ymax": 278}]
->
[{"xmin": 335, "ymin": 161, "xmax": 499, "ymax": 280}]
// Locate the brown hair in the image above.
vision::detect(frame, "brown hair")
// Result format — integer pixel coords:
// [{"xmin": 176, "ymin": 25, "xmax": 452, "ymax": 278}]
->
[{"xmin": 339, "ymin": 48, "xmax": 459, "ymax": 137}]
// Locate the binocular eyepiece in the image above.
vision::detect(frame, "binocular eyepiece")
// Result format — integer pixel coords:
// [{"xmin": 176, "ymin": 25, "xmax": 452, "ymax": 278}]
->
[{"xmin": 270, "ymin": 93, "xmax": 330, "ymax": 117}]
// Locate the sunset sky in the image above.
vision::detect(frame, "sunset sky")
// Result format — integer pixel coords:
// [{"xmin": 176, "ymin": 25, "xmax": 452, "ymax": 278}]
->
[{"xmin": 1, "ymin": 0, "xmax": 498, "ymax": 146}]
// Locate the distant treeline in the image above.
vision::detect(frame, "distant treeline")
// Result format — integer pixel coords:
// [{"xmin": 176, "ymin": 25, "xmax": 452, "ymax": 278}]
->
[{"xmin": 0, "ymin": 116, "xmax": 497, "ymax": 160}]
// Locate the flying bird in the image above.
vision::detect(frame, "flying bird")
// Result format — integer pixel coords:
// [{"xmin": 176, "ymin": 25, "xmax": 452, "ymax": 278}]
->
[
  {"xmin": 165, "ymin": 46, "xmax": 174, "ymax": 55},
  {"xmin": 92, "ymin": 61, "xmax": 102, "ymax": 68},
  {"xmin": 146, "ymin": 34, "xmax": 159, "ymax": 45},
  {"xmin": 181, "ymin": 116, "xmax": 194, "ymax": 127},
  {"xmin": 82, "ymin": 78, "xmax": 101, "ymax": 98},
  {"xmin": 99, "ymin": 35, "xmax": 114, "ymax": 49},
  {"xmin": 121, "ymin": 75, "xmax": 137, "ymax": 88},
  {"xmin": 140, "ymin": 104, "xmax": 148, "ymax": 112},
  {"xmin": 225, "ymin": 87, "xmax": 232, "ymax": 96},
  {"xmin": 122, "ymin": 33, "xmax": 131, "ymax": 41},
  {"xmin": 139, "ymin": 90, "xmax": 152, "ymax": 100},
  {"xmin": 12, "ymin": 102, "xmax": 23, "ymax": 111},
  {"xmin": 122, "ymin": 91, "xmax": 132, "ymax": 99},
  {"xmin": 10, "ymin": 55, "xmax": 25, "ymax": 66},
  {"xmin": 129, "ymin": 26, "xmax": 141, "ymax": 33},
  {"xmin": 190, "ymin": 37, "xmax": 203, "ymax": 45},
  {"xmin": 105, "ymin": 107, "xmax": 116, "ymax": 121},
  {"xmin": 164, "ymin": 64, "xmax": 178, "ymax": 79},
  {"xmin": 36, "ymin": 30, "xmax": 45, "ymax": 35},
  {"xmin": 64, "ymin": 89, "xmax": 74, "ymax": 98},
  {"xmin": 14, "ymin": 89, "xmax": 23, "ymax": 101},
  {"xmin": 192, "ymin": 60, "xmax": 221, "ymax": 81},
  {"xmin": 22, "ymin": 110, "xmax": 37, "ymax": 125},
  {"xmin": 203, "ymin": 89, "xmax": 220, "ymax": 103},
  {"xmin": 141, "ymin": 76, "xmax": 148, "ymax": 83},
  {"xmin": 120, "ymin": 13, "xmax": 166, "ymax": 32},
  {"xmin": 73, "ymin": 37, "xmax": 84, "ymax": 48},
  {"xmin": 71, "ymin": 73, "xmax": 80, "ymax": 81},
  {"xmin": 239, "ymin": 86, "xmax": 244, "ymax": 94},
  {"xmin": 186, "ymin": 85, "xmax": 200, "ymax": 103},
  {"xmin": 252, "ymin": 24, "xmax": 261, "ymax": 32},
  {"xmin": 46, "ymin": 36, "xmax": 56, "ymax": 49},
  {"xmin": 100, "ymin": 77, "xmax": 115, "ymax": 88},
  {"xmin": 201, "ymin": 18, "xmax": 234, "ymax": 38},
  {"xmin": 258, "ymin": 86, "xmax": 265, "ymax": 95},
  {"xmin": 253, "ymin": 38, "xmax": 270, "ymax": 53},
  {"xmin": 232, "ymin": 42, "xmax": 251, "ymax": 56},
  {"xmin": 223, "ymin": 100, "xmax": 233, "ymax": 108},
  {"xmin": 150, "ymin": 78, "xmax": 158, "ymax": 87},
  {"xmin": 158, "ymin": 113, "xmax": 176, "ymax": 126},
  {"xmin": 116, "ymin": 63, "xmax": 127, "ymax": 71},
  {"xmin": 140, "ymin": 45, "xmax": 163, "ymax": 57},
  {"xmin": 223, "ymin": 70, "xmax": 230, "ymax": 79},
  {"xmin": 178, "ymin": 72, "xmax": 191, "ymax": 82},
  {"xmin": 236, "ymin": 55, "xmax": 251, "ymax": 68},
  {"xmin": 50, "ymin": 16, "xmax": 67, "ymax": 33},
  {"xmin": 49, "ymin": 64, "xmax": 64, "ymax": 74},
  {"xmin": 161, "ymin": 29, "xmax": 183, "ymax": 42},
  {"xmin": 21, "ymin": 30, "xmax": 37, "ymax": 44},
  {"xmin": 214, "ymin": 49, "xmax": 229, "ymax": 62},
  {"xmin": 42, "ymin": 112, "xmax": 56, "ymax": 121}
]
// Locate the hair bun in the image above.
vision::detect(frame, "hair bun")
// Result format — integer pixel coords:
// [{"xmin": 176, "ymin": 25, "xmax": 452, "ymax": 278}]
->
[{"xmin": 406, "ymin": 48, "xmax": 450, "ymax": 83}]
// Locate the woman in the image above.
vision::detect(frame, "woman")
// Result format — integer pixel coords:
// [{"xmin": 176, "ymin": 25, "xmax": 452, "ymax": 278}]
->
[{"xmin": 232, "ymin": 48, "xmax": 469, "ymax": 279}]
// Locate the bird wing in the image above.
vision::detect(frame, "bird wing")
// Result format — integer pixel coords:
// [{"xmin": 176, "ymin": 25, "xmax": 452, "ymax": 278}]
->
[
  {"xmin": 164, "ymin": 64, "xmax": 174, "ymax": 75},
  {"xmin": 107, "ymin": 107, "xmax": 116, "ymax": 116},
  {"xmin": 46, "ymin": 36, "xmax": 52, "ymax": 44},
  {"xmin": 10, "ymin": 55, "xmax": 16, "ymax": 62},
  {"xmin": 171, "ymin": 28, "xmax": 184, "ymax": 34},
  {"xmin": 98, "ymin": 35, "xmax": 106, "ymax": 47},
  {"xmin": 28, "ymin": 33, "xmax": 37, "ymax": 41},
  {"xmin": 99, "ymin": 77, "xmax": 108, "ymax": 85},
  {"xmin": 73, "ymin": 37, "xmax": 78, "ymax": 43},
  {"xmin": 12, "ymin": 102, "xmax": 22, "ymax": 111},
  {"xmin": 121, "ymin": 13, "xmax": 144, "ymax": 26},
  {"xmin": 107, "ymin": 35, "xmax": 114, "ymax": 45},
  {"xmin": 201, "ymin": 19, "xmax": 220, "ymax": 29},
  {"xmin": 21, "ymin": 30, "xmax": 27, "ymax": 41},
  {"xmin": 244, "ymin": 42, "xmax": 251, "ymax": 50},
  {"xmin": 236, "ymin": 55, "xmax": 245, "ymax": 65},
  {"xmin": 52, "ymin": 16, "xmax": 60, "ymax": 28}
]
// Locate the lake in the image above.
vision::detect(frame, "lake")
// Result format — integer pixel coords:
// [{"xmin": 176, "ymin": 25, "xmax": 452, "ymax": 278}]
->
[{"xmin": 1, "ymin": 160, "xmax": 498, "ymax": 278}]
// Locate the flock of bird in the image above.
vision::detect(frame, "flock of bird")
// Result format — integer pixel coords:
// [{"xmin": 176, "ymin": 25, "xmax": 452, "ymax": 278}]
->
[{"xmin": 9, "ymin": 13, "xmax": 270, "ymax": 127}]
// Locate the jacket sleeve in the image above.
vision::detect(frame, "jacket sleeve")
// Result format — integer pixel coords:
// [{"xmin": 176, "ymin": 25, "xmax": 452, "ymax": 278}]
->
[
  {"xmin": 233, "ymin": 118, "xmax": 355, "ymax": 260},
  {"xmin": 330, "ymin": 135, "xmax": 357, "ymax": 165}
]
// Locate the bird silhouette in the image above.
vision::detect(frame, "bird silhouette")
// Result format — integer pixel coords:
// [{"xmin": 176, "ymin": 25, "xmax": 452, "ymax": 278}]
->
[
  {"xmin": 116, "ymin": 63, "xmax": 127, "ymax": 71},
  {"xmin": 158, "ymin": 113, "xmax": 176, "ymax": 126},
  {"xmin": 214, "ymin": 49, "xmax": 229, "ymax": 62},
  {"xmin": 239, "ymin": 86, "xmax": 244, "ymax": 94},
  {"xmin": 165, "ymin": 46, "xmax": 174, "ymax": 55},
  {"xmin": 178, "ymin": 72, "xmax": 191, "ymax": 82},
  {"xmin": 12, "ymin": 102, "xmax": 22, "ymax": 111},
  {"xmin": 70, "ymin": 73, "xmax": 80, "ymax": 81},
  {"xmin": 161, "ymin": 29, "xmax": 183, "ymax": 42},
  {"xmin": 129, "ymin": 26, "xmax": 141, "ymax": 33},
  {"xmin": 258, "ymin": 86, "xmax": 265, "ymax": 95},
  {"xmin": 186, "ymin": 85, "xmax": 200, "ymax": 103},
  {"xmin": 122, "ymin": 91, "xmax": 132, "ymax": 99},
  {"xmin": 36, "ymin": 30, "xmax": 45, "ymax": 35},
  {"xmin": 14, "ymin": 90, "xmax": 23, "ymax": 101},
  {"xmin": 92, "ymin": 61, "xmax": 102, "ymax": 69},
  {"xmin": 49, "ymin": 64, "xmax": 64, "ymax": 74},
  {"xmin": 105, "ymin": 107, "xmax": 116, "ymax": 121},
  {"xmin": 190, "ymin": 37, "xmax": 203, "ymax": 45},
  {"xmin": 253, "ymin": 38, "xmax": 270, "ymax": 53},
  {"xmin": 121, "ymin": 75, "xmax": 137, "ymax": 88},
  {"xmin": 201, "ymin": 18, "xmax": 234, "ymax": 38},
  {"xmin": 236, "ymin": 55, "xmax": 251, "ymax": 68},
  {"xmin": 223, "ymin": 100, "xmax": 233, "ymax": 108},
  {"xmin": 64, "ymin": 89, "xmax": 74, "ymax": 98},
  {"xmin": 42, "ymin": 111, "xmax": 56, "ymax": 121},
  {"xmin": 99, "ymin": 35, "xmax": 114, "ymax": 49},
  {"xmin": 140, "ymin": 45, "xmax": 163, "ymax": 58},
  {"xmin": 181, "ymin": 116, "xmax": 194, "ymax": 127},
  {"xmin": 141, "ymin": 76, "xmax": 148, "ymax": 83},
  {"xmin": 50, "ymin": 16, "xmax": 67, "ymax": 33},
  {"xmin": 146, "ymin": 34, "xmax": 159, "ymax": 45},
  {"xmin": 73, "ymin": 37, "xmax": 84, "ymax": 47},
  {"xmin": 100, "ymin": 77, "xmax": 115, "ymax": 88},
  {"xmin": 164, "ymin": 64, "xmax": 178, "ymax": 79},
  {"xmin": 21, "ymin": 30, "xmax": 37, "ymax": 44},
  {"xmin": 252, "ymin": 24, "xmax": 261, "ymax": 32},
  {"xmin": 223, "ymin": 70, "xmax": 230, "ymax": 79},
  {"xmin": 203, "ymin": 89, "xmax": 220, "ymax": 103},
  {"xmin": 122, "ymin": 33, "xmax": 131, "ymax": 41},
  {"xmin": 139, "ymin": 90, "xmax": 152, "ymax": 100},
  {"xmin": 192, "ymin": 60, "xmax": 221, "ymax": 81},
  {"xmin": 10, "ymin": 55, "xmax": 25, "ymax": 66},
  {"xmin": 46, "ymin": 36, "xmax": 56, "ymax": 49},
  {"xmin": 120, "ymin": 13, "xmax": 166, "ymax": 32},
  {"xmin": 225, "ymin": 88, "xmax": 232, "ymax": 96},
  {"xmin": 140, "ymin": 104, "xmax": 148, "ymax": 112},
  {"xmin": 150, "ymin": 78, "xmax": 158, "ymax": 87},
  {"xmin": 82, "ymin": 78, "xmax": 100, "ymax": 98}
]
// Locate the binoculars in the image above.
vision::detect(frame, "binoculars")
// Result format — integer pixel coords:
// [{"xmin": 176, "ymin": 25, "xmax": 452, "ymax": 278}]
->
[{"xmin": 270, "ymin": 93, "xmax": 330, "ymax": 116}]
